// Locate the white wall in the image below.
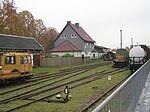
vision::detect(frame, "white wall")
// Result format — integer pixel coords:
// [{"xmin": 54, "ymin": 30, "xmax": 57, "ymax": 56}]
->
[{"xmin": 51, "ymin": 51, "xmax": 103, "ymax": 59}]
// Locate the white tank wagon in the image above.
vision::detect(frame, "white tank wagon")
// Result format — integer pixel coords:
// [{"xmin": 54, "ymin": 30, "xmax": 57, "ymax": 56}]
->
[{"xmin": 129, "ymin": 45, "xmax": 150, "ymax": 72}]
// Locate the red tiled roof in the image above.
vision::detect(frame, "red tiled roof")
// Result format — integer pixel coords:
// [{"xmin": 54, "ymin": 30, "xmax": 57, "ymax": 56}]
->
[
  {"xmin": 51, "ymin": 40, "xmax": 81, "ymax": 52},
  {"xmin": 69, "ymin": 23, "xmax": 95, "ymax": 43}
]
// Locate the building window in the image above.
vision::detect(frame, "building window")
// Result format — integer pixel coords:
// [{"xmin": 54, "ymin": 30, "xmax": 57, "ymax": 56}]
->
[
  {"xmin": 89, "ymin": 43, "xmax": 91, "ymax": 48},
  {"xmin": 74, "ymin": 34, "xmax": 77, "ymax": 38},
  {"xmin": 64, "ymin": 35, "xmax": 67, "ymax": 38},
  {"xmin": 61, "ymin": 35, "xmax": 67, "ymax": 39},
  {"xmin": 71, "ymin": 34, "xmax": 74, "ymax": 38},
  {"xmin": 71, "ymin": 34, "xmax": 77, "ymax": 38},
  {"xmin": 87, "ymin": 43, "xmax": 89, "ymax": 48},
  {"xmin": 61, "ymin": 35, "xmax": 63, "ymax": 39}
]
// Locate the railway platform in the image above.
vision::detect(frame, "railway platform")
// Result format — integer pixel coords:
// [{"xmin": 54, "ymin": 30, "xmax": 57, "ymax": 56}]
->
[{"xmin": 134, "ymin": 70, "xmax": 150, "ymax": 112}]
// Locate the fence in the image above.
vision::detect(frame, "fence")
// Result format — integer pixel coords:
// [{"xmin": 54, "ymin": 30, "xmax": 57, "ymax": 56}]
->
[
  {"xmin": 92, "ymin": 59, "xmax": 150, "ymax": 112},
  {"xmin": 40, "ymin": 57, "xmax": 91, "ymax": 67}
]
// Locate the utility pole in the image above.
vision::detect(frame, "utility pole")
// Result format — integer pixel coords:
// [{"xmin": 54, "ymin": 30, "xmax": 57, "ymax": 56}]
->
[{"xmin": 120, "ymin": 30, "xmax": 122, "ymax": 49}]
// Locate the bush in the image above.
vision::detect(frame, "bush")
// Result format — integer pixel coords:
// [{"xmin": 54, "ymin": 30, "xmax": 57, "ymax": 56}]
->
[{"xmin": 62, "ymin": 53, "xmax": 74, "ymax": 57}]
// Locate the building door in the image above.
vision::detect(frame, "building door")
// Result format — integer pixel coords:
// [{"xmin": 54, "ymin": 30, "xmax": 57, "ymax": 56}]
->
[
  {"xmin": 82, "ymin": 55, "xmax": 84, "ymax": 60},
  {"xmin": 93, "ymin": 54, "xmax": 95, "ymax": 58},
  {"xmin": 33, "ymin": 55, "xmax": 40, "ymax": 67}
]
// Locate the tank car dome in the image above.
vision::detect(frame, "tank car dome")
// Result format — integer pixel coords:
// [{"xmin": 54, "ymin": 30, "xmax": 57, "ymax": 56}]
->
[{"xmin": 129, "ymin": 46, "xmax": 147, "ymax": 62}]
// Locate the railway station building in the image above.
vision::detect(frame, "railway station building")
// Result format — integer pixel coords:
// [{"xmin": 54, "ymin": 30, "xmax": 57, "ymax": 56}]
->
[
  {"xmin": 0, "ymin": 34, "xmax": 43, "ymax": 67},
  {"xmin": 51, "ymin": 21, "xmax": 100, "ymax": 59}
]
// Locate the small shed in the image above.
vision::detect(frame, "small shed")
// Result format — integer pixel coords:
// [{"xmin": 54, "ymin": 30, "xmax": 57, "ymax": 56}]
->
[{"xmin": 0, "ymin": 34, "xmax": 43, "ymax": 67}]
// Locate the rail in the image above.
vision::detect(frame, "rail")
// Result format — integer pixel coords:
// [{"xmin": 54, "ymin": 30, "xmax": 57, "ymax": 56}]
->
[{"xmin": 92, "ymin": 59, "xmax": 150, "ymax": 112}]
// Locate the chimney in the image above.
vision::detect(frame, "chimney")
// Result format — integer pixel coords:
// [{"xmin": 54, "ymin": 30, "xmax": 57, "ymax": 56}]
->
[
  {"xmin": 75, "ymin": 23, "xmax": 79, "ymax": 28},
  {"xmin": 67, "ymin": 21, "xmax": 71, "ymax": 24}
]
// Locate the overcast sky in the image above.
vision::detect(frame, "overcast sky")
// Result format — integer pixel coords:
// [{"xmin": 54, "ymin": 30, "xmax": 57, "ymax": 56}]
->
[{"xmin": 15, "ymin": 0, "xmax": 150, "ymax": 49}]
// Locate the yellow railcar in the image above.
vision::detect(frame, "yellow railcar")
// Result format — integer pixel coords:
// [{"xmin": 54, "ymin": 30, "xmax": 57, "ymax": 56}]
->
[{"xmin": 0, "ymin": 53, "xmax": 33, "ymax": 84}]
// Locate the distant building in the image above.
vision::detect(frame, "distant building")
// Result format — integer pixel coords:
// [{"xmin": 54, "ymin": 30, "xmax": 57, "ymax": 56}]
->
[
  {"xmin": 51, "ymin": 21, "xmax": 98, "ymax": 59},
  {"xmin": 0, "ymin": 34, "xmax": 43, "ymax": 67},
  {"xmin": 94, "ymin": 45, "xmax": 109, "ymax": 58}
]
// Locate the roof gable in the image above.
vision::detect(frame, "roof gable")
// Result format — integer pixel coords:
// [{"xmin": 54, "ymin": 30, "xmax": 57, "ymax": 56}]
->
[
  {"xmin": 51, "ymin": 40, "xmax": 81, "ymax": 52},
  {"xmin": 0, "ymin": 34, "xmax": 43, "ymax": 51},
  {"xmin": 54, "ymin": 21, "xmax": 95, "ymax": 43}
]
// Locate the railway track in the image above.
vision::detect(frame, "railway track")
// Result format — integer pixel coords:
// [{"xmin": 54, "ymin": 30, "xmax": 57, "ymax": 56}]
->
[
  {"xmin": 0, "ymin": 62, "xmax": 111, "ymax": 96},
  {"xmin": 0, "ymin": 69, "xmax": 91, "ymax": 104},
  {"xmin": 0, "ymin": 62, "xmax": 110, "ymax": 101},
  {"xmin": 29, "ymin": 62, "xmax": 111, "ymax": 80},
  {"xmin": 80, "ymin": 74, "xmax": 130, "ymax": 112},
  {"xmin": 1, "ymin": 68, "xmax": 128, "ymax": 112},
  {"xmin": 0, "ymin": 62, "xmax": 109, "ymax": 87}
]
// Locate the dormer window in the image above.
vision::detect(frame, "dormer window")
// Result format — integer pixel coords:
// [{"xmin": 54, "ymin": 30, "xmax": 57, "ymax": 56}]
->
[{"xmin": 61, "ymin": 35, "xmax": 63, "ymax": 39}]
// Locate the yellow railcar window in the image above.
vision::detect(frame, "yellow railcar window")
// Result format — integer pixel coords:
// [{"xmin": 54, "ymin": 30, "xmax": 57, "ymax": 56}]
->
[
  {"xmin": 24, "ymin": 56, "xmax": 28, "ymax": 64},
  {"xmin": 0, "ymin": 55, "xmax": 1, "ymax": 65},
  {"xmin": 5, "ymin": 56, "xmax": 15, "ymax": 64},
  {"xmin": 20, "ymin": 56, "xmax": 31, "ymax": 64},
  {"xmin": 28, "ymin": 56, "xmax": 31, "ymax": 64},
  {"xmin": 20, "ymin": 57, "xmax": 24, "ymax": 64}
]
